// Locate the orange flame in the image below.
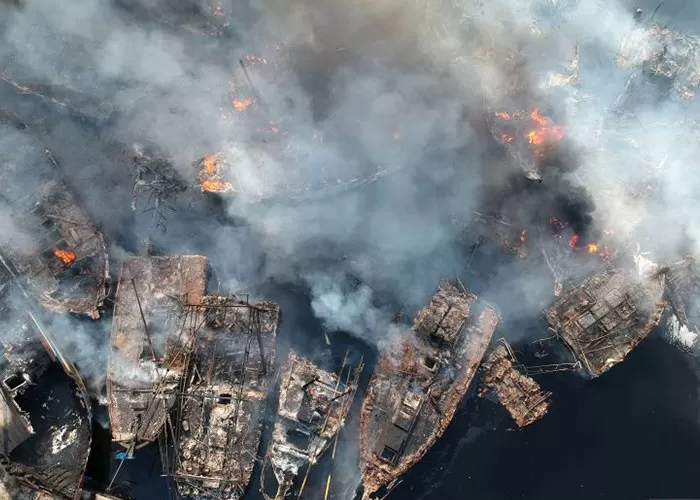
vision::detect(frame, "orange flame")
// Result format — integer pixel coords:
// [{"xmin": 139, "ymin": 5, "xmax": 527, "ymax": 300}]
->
[
  {"xmin": 568, "ymin": 233, "xmax": 579, "ymax": 249},
  {"xmin": 586, "ymin": 242, "xmax": 599, "ymax": 253},
  {"xmin": 232, "ymin": 98, "xmax": 255, "ymax": 112},
  {"xmin": 520, "ymin": 230, "xmax": 527, "ymax": 243},
  {"xmin": 493, "ymin": 108, "xmax": 565, "ymax": 154},
  {"xmin": 54, "ymin": 249, "xmax": 76, "ymax": 265},
  {"xmin": 198, "ymin": 154, "xmax": 233, "ymax": 193}
]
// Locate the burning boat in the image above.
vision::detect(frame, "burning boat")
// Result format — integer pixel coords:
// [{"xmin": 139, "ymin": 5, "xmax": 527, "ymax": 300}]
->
[
  {"xmin": 106, "ymin": 255, "xmax": 207, "ymax": 449},
  {"xmin": 0, "ymin": 273, "xmax": 92, "ymax": 499},
  {"xmin": 479, "ymin": 339, "xmax": 551, "ymax": 427},
  {"xmin": 167, "ymin": 294, "xmax": 280, "ymax": 499},
  {"xmin": 665, "ymin": 256, "xmax": 700, "ymax": 335},
  {"xmin": 617, "ymin": 22, "xmax": 700, "ymax": 102},
  {"xmin": 359, "ymin": 280, "xmax": 499, "ymax": 499},
  {"xmin": 262, "ymin": 351, "xmax": 363, "ymax": 500},
  {"xmin": 0, "ymin": 116, "xmax": 109, "ymax": 318},
  {"xmin": 544, "ymin": 267, "xmax": 666, "ymax": 377}
]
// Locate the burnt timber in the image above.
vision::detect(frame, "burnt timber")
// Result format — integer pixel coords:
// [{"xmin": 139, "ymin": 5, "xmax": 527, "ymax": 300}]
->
[
  {"xmin": 480, "ymin": 340, "xmax": 551, "ymax": 427},
  {"xmin": 0, "ymin": 300, "xmax": 91, "ymax": 499},
  {"xmin": 617, "ymin": 23, "xmax": 700, "ymax": 102},
  {"xmin": 359, "ymin": 281, "xmax": 498, "ymax": 499},
  {"xmin": 665, "ymin": 256, "xmax": 700, "ymax": 334},
  {"xmin": 106, "ymin": 255, "xmax": 207, "ymax": 449},
  {"xmin": 0, "ymin": 118, "xmax": 109, "ymax": 318},
  {"xmin": 169, "ymin": 294, "xmax": 280, "ymax": 499},
  {"xmin": 262, "ymin": 351, "xmax": 362, "ymax": 500},
  {"xmin": 545, "ymin": 267, "xmax": 666, "ymax": 377}
]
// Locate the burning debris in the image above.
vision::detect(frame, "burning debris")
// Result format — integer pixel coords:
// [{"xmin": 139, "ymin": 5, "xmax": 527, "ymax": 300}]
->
[
  {"xmin": 196, "ymin": 153, "xmax": 233, "ymax": 194},
  {"xmin": 479, "ymin": 340, "xmax": 551, "ymax": 427},
  {"xmin": 617, "ymin": 22, "xmax": 700, "ymax": 102},
  {"xmin": 168, "ymin": 294, "xmax": 280, "ymax": 499},
  {"xmin": 262, "ymin": 351, "xmax": 362, "ymax": 500},
  {"xmin": 106, "ymin": 255, "xmax": 207, "ymax": 449},
  {"xmin": 359, "ymin": 281, "xmax": 498, "ymax": 499},
  {"xmin": 0, "ymin": 117, "xmax": 109, "ymax": 318},
  {"xmin": 545, "ymin": 267, "xmax": 666, "ymax": 377}
]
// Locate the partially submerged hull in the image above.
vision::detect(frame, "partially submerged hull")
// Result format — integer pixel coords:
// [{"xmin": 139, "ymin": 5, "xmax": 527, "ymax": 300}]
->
[
  {"xmin": 106, "ymin": 255, "xmax": 207, "ymax": 448},
  {"xmin": 171, "ymin": 294, "xmax": 280, "ymax": 499},
  {"xmin": 480, "ymin": 340, "xmax": 551, "ymax": 427},
  {"xmin": 0, "ymin": 116, "xmax": 109, "ymax": 318},
  {"xmin": 359, "ymin": 281, "xmax": 498, "ymax": 499},
  {"xmin": 0, "ymin": 284, "xmax": 91, "ymax": 500},
  {"xmin": 262, "ymin": 351, "xmax": 362, "ymax": 499},
  {"xmin": 545, "ymin": 267, "xmax": 666, "ymax": 377}
]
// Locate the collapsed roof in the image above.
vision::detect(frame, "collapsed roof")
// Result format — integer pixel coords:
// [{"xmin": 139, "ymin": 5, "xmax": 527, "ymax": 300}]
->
[
  {"xmin": 170, "ymin": 294, "xmax": 280, "ymax": 500},
  {"xmin": 545, "ymin": 267, "xmax": 666, "ymax": 377}
]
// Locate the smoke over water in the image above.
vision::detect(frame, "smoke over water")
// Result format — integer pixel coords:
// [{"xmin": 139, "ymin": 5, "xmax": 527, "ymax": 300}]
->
[{"xmin": 1, "ymin": 0, "xmax": 700, "ymax": 494}]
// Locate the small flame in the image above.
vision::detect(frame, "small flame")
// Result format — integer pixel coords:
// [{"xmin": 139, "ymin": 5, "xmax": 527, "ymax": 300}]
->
[
  {"xmin": 587, "ymin": 242, "xmax": 599, "ymax": 253},
  {"xmin": 520, "ymin": 230, "xmax": 527, "ymax": 243},
  {"xmin": 568, "ymin": 233, "xmax": 579, "ymax": 249},
  {"xmin": 54, "ymin": 248, "xmax": 76, "ymax": 265},
  {"xmin": 198, "ymin": 153, "xmax": 233, "ymax": 193},
  {"xmin": 232, "ymin": 98, "xmax": 255, "ymax": 112},
  {"xmin": 501, "ymin": 134, "xmax": 514, "ymax": 144}
]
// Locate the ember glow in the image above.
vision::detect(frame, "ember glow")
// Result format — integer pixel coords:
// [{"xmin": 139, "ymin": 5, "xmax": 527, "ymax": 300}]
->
[
  {"xmin": 54, "ymin": 248, "xmax": 76, "ymax": 265},
  {"xmin": 197, "ymin": 153, "xmax": 233, "ymax": 193},
  {"xmin": 232, "ymin": 98, "xmax": 255, "ymax": 112}
]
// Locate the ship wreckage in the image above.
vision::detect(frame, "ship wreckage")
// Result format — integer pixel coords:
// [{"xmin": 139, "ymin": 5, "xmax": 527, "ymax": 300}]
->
[
  {"xmin": 106, "ymin": 255, "xmax": 208, "ymax": 449},
  {"xmin": 262, "ymin": 351, "xmax": 363, "ymax": 500},
  {"xmin": 359, "ymin": 281, "xmax": 499, "ymax": 499},
  {"xmin": 0, "ymin": 112, "xmax": 109, "ymax": 319},
  {"xmin": 0, "ymin": 267, "xmax": 92, "ymax": 500},
  {"xmin": 167, "ymin": 293, "xmax": 280, "ymax": 499},
  {"xmin": 545, "ymin": 267, "xmax": 666, "ymax": 378}
]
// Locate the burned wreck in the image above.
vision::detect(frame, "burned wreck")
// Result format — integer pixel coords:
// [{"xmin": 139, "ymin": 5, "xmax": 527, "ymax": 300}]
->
[
  {"xmin": 106, "ymin": 255, "xmax": 207, "ymax": 449},
  {"xmin": 0, "ymin": 276, "xmax": 92, "ymax": 499},
  {"xmin": 545, "ymin": 267, "xmax": 666, "ymax": 377},
  {"xmin": 262, "ymin": 351, "xmax": 362, "ymax": 500},
  {"xmin": 479, "ymin": 340, "xmax": 551, "ymax": 427},
  {"xmin": 167, "ymin": 294, "xmax": 280, "ymax": 499},
  {"xmin": 0, "ymin": 115, "xmax": 109, "ymax": 318},
  {"xmin": 359, "ymin": 281, "xmax": 498, "ymax": 499}
]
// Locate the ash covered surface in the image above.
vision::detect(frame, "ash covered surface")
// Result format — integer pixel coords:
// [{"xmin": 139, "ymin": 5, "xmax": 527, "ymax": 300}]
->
[{"xmin": 169, "ymin": 294, "xmax": 280, "ymax": 499}]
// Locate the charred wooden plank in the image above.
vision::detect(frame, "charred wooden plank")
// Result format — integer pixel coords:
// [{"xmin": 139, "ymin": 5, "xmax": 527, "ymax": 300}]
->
[{"xmin": 359, "ymin": 281, "xmax": 498, "ymax": 499}]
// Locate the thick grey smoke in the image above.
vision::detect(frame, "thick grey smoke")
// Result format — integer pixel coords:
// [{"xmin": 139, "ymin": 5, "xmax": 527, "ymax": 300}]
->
[{"xmin": 2, "ymin": 0, "xmax": 700, "ymax": 368}]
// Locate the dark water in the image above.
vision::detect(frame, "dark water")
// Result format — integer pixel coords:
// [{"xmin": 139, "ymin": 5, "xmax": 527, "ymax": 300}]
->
[{"xmin": 88, "ymin": 321, "xmax": 700, "ymax": 500}]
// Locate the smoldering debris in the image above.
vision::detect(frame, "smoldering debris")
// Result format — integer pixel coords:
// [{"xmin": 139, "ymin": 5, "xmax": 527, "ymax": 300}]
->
[{"xmin": 1, "ymin": 0, "xmax": 700, "ymax": 499}]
